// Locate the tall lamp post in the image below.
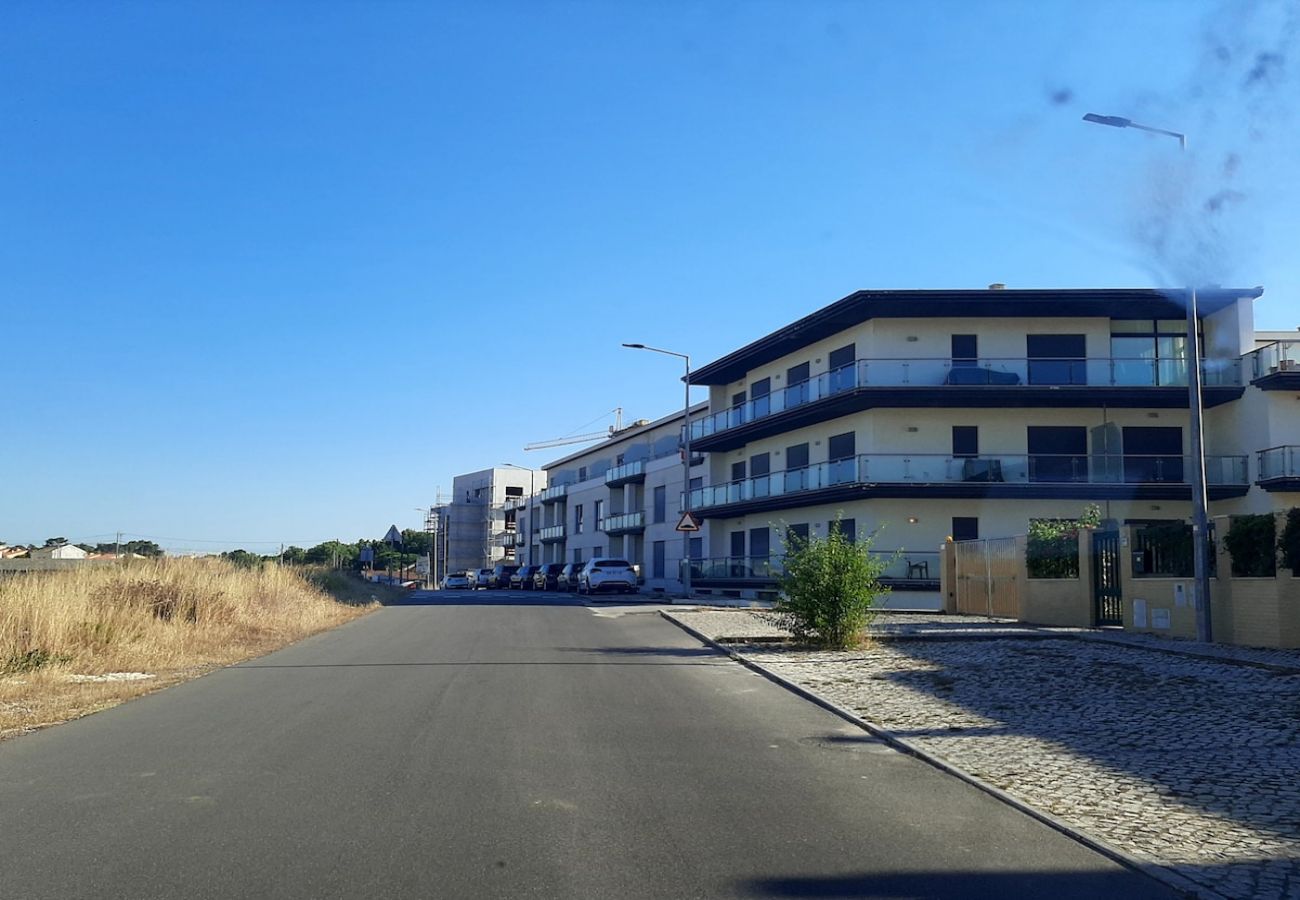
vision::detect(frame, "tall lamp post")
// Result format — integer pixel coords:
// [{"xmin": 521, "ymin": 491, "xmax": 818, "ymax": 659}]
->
[
  {"xmin": 1083, "ymin": 111, "xmax": 1213, "ymax": 643},
  {"xmin": 623, "ymin": 342, "xmax": 695, "ymax": 598},
  {"xmin": 500, "ymin": 462, "xmax": 535, "ymax": 566}
]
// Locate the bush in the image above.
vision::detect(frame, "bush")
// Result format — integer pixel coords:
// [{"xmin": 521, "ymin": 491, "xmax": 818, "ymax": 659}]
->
[
  {"xmin": 1224, "ymin": 514, "xmax": 1277, "ymax": 577},
  {"xmin": 775, "ymin": 518, "xmax": 891, "ymax": 649},
  {"xmin": 1026, "ymin": 504, "xmax": 1099, "ymax": 579},
  {"xmin": 1280, "ymin": 509, "xmax": 1300, "ymax": 575}
]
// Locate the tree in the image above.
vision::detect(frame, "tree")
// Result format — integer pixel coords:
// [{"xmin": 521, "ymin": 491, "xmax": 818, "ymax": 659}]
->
[
  {"xmin": 305, "ymin": 541, "xmax": 359, "ymax": 567},
  {"xmin": 280, "ymin": 546, "xmax": 307, "ymax": 565},
  {"xmin": 221, "ymin": 549, "xmax": 262, "ymax": 569},
  {"xmin": 43, "ymin": 537, "xmax": 69, "ymax": 548},
  {"xmin": 775, "ymin": 516, "xmax": 893, "ymax": 649}
]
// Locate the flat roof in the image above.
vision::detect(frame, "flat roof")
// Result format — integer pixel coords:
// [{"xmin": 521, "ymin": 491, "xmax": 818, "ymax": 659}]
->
[
  {"xmin": 540, "ymin": 401, "xmax": 709, "ymax": 471},
  {"xmin": 689, "ymin": 287, "xmax": 1264, "ymax": 386}
]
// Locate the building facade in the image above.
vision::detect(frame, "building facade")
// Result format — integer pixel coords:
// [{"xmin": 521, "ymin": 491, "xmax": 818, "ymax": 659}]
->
[
  {"xmin": 436, "ymin": 466, "xmax": 545, "ymax": 576},
  {"xmin": 679, "ymin": 286, "xmax": 1296, "ymax": 608},
  {"xmin": 516, "ymin": 406, "xmax": 710, "ymax": 594}
]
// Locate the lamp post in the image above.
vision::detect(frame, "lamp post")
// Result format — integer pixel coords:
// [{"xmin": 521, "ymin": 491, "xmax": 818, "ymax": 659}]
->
[
  {"xmin": 500, "ymin": 463, "xmax": 535, "ymax": 566},
  {"xmin": 623, "ymin": 342, "xmax": 694, "ymax": 598},
  {"xmin": 1083, "ymin": 111, "xmax": 1213, "ymax": 643}
]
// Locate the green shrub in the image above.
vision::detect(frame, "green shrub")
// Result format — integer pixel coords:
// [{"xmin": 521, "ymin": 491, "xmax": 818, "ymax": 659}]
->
[
  {"xmin": 775, "ymin": 518, "xmax": 892, "ymax": 648},
  {"xmin": 1280, "ymin": 508, "xmax": 1300, "ymax": 575},
  {"xmin": 1026, "ymin": 504, "xmax": 1099, "ymax": 579},
  {"xmin": 1224, "ymin": 514, "xmax": 1277, "ymax": 577}
]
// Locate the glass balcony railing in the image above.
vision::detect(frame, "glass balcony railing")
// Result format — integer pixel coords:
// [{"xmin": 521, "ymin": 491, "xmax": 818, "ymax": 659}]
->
[
  {"xmin": 604, "ymin": 460, "xmax": 647, "ymax": 485},
  {"xmin": 602, "ymin": 511, "xmax": 645, "ymax": 533},
  {"xmin": 1249, "ymin": 340, "xmax": 1300, "ymax": 379},
  {"xmin": 688, "ymin": 453, "xmax": 1250, "ymax": 509},
  {"xmin": 685, "ymin": 550, "xmax": 940, "ymax": 583},
  {"xmin": 538, "ymin": 525, "xmax": 566, "ymax": 542},
  {"xmin": 689, "ymin": 356, "xmax": 1244, "ymax": 441},
  {"xmin": 1258, "ymin": 446, "xmax": 1300, "ymax": 481},
  {"xmin": 538, "ymin": 484, "xmax": 569, "ymax": 503}
]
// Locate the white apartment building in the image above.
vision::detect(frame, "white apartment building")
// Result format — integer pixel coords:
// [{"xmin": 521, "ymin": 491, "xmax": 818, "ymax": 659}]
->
[
  {"xmin": 517, "ymin": 406, "xmax": 710, "ymax": 595},
  {"xmin": 437, "ymin": 466, "xmax": 546, "ymax": 575},
  {"xmin": 679, "ymin": 286, "xmax": 1297, "ymax": 609}
]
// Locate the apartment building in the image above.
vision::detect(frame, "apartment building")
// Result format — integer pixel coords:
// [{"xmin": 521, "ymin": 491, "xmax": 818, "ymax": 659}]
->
[
  {"xmin": 680, "ymin": 286, "xmax": 1296, "ymax": 608},
  {"xmin": 437, "ymin": 466, "xmax": 544, "ymax": 575},
  {"xmin": 517, "ymin": 406, "xmax": 710, "ymax": 594}
]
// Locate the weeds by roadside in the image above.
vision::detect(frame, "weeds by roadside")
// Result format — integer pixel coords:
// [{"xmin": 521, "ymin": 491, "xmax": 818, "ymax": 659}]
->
[{"xmin": 0, "ymin": 559, "xmax": 399, "ymax": 738}]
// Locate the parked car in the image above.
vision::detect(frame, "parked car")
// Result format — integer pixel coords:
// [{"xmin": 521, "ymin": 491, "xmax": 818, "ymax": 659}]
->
[
  {"xmin": 532, "ymin": 563, "xmax": 566, "ymax": 590},
  {"xmin": 511, "ymin": 565, "xmax": 539, "ymax": 590},
  {"xmin": 577, "ymin": 558, "xmax": 638, "ymax": 595},
  {"xmin": 441, "ymin": 571, "xmax": 470, "ymax": 590},
  {"xmin": 557, "ymin": 563, "xmax": 584, "ymax": 592},
  {"xmin": 471, "ymin": 567, "xmax": 495, "ymax": 590},
  {"xmin": 488, "ymin": 564, "xmax": 520, "ymax": 589}
]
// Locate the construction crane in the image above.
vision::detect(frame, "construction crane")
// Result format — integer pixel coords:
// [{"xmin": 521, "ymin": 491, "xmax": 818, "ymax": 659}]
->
[{"xmin": 524, "ymin": 408, "xmax": 624, "ymax": 452}]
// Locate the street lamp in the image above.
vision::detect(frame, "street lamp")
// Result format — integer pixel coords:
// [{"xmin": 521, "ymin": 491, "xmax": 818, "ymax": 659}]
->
[
  {"xmin": 1084, "ymin": 111, "xmax": 1213, "ymax": 643},
  {"xmin": 623, "ymin": 342, "xmax": 695, "ymax": 598},
  {"xmin": 500, "ymin": 462, "xmax": 535, "ymax": 566}
]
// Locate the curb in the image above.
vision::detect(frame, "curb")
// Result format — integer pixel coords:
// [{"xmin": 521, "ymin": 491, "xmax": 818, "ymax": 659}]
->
[{"xmin": 660, "ymin": 610, "xmax": 1228, "ymax": 900}]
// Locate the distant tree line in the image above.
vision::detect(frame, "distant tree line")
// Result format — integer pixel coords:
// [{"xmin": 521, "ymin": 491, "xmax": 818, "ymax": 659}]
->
[{"xmin": 220, "ymin": 530, "xmax": 433, "ymax": 573}]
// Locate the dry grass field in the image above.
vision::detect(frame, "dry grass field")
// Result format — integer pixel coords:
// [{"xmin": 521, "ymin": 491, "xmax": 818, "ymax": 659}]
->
[{"xmin": 0, "ymin": 559, "xmax": 403, "ymax": 739}]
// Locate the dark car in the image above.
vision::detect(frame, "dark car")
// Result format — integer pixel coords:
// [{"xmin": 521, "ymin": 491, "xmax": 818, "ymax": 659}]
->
[
  {"xmin": 557, "ymin": 563, "xmax": 584, "ymax": 592},
  {"xmin": 532, "ymin": 563, "xmax": 566, "ymax": 590},
  {"xmin": 488, "ymin": 564, "xmax": 520, "ymax": 589},
  {"xmin": 511, "ymin": 565, "xmax": 539, "ymax": 590}
]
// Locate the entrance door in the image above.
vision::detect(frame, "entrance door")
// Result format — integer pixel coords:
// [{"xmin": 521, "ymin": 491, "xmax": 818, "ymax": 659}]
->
[{"xmin": 1091, "ymin": 530, "xmax": 1123, "ymax": 625}]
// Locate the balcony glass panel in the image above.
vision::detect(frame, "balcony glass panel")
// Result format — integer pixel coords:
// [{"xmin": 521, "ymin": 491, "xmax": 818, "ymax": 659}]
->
[
  {"xmin": 538, "ymin": 525, "xmax": 566, "ymax": 542},
  {"xmin": 603, "ymin": 511, "xmax": 645, "ymax": 532},
  {"xmin": 1258, "ymin": 446, "xmax": 1299, "ymax": 481},
  {"xmin": 687, "ymin": 453, "xmax": 1249, "ymax": 509},
  {"xmin": 689, "ymin": 357, "xmax": 1245, "ymax": 442},
  {"xmin": 604, "ymin": 460, "xmax": 646, "ymax": 485},
  {"xmin": 539, "ymin": 484, "xmax": 568, "ymax": 502},
  {"xmin": 1250, "ymin": 340, "xmax": 1300, "ymax": 378}
]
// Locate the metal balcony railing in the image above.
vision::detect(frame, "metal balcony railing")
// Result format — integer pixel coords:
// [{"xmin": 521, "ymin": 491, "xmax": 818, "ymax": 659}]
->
[
  {"xmin": 604, "ymin": 459, "xmax": 647, "ymax": 486},
  {"xmin": 538, "ymin": 484, "xmax": 569, "ymax": 503},
  {"xmin": 688, "ymin": 356, "xmax": 1244, "ymax": 441},
  {"xmin": 1248, "ymin": 340, "xmax": 1300, "ymax": 379},
  {"xmin": 538, "ymin": 525, "xmax": 566, "ymax": 543},
  {"xmin": 688, "ymin": 452, "xmax": 1250, "ymax": 510},
  {"xmin": 602, "ymin": 511, "xmax": 645, "ymax": 534},
  {"xmin": 1258, "ymin": 446, "xmax": 1300, "ymax": 482}
]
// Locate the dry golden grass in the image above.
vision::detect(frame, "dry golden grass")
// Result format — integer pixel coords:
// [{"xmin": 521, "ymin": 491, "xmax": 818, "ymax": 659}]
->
[{"xmin": 0, "ymin": 559, "xmax": 402, "ymax": 739}]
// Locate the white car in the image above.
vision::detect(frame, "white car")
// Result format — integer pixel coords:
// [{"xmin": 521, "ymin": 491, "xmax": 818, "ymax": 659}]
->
[
  {"xmin": 470, "ymin": 567, "xmax": 495, "ymax": 590},
  {"xmin": 576, "ymin": 558, "xmax": 638, "ymax": 595},
  {"xmin": 441, "ymin": 571, "xmax": 470, "ymax": 590}
]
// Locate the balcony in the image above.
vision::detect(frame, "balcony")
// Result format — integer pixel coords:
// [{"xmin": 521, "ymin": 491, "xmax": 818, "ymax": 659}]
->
[
  {"xmin": 497, "ymin": 531, "xmax": 524, "ymax": 549},
  {"xmin": 605, "ymin": 460, "xmax": 647, "ymax": 487},
  {"xmin": 688, "ymin": 551, "xmax": 940, "ymax": 590},
  {"xmin": 689, "ymin": 357, "xmax": 1245, "ymax": 452},
  {"xmin": 538, "ymin": 525, "xmax": 567, "ymax": 543},
  {"xmin": 503, "ymin": 496, "xmax": 528, "ymax": 513},
  {"xmin": 538, "ymin": 484, "xmax": 569, "ymax": 504},
  {"xmin": 1258, "ymin": 446, "xmax": 1300, "ymax": 492},
  {"xmin": 602, "ymin": 510, "xmax": 646, "ymax": 535},
  {"xmin": 687, "ymin": 452, "xmax": 1250, "ymax": 517},
  {"xmin": 1249, "ymin": 341, "xmax": 1300, "ymax": 390}
]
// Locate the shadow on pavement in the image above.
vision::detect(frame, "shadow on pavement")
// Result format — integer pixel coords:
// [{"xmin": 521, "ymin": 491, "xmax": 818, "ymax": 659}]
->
[{"xmin": 394, "ymin": 590, "xmax": 583, "ymax": 607}]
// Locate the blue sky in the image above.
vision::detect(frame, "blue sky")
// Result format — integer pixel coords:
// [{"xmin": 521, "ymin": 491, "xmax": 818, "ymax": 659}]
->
[{"xmin": 3, "ymin": 1, "xmax": 1297, "ymax": 552}]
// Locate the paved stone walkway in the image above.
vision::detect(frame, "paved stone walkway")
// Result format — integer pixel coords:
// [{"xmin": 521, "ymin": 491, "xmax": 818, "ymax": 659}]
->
[{"xmin": 668, "ymin": 610, "xmax": 1300, "ymax": 900}]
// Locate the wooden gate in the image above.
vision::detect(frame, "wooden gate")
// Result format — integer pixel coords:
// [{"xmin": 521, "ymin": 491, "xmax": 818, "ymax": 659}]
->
[{"xmin": 954, "ymin": 538, "xmax": 1021, "ymax": 618}]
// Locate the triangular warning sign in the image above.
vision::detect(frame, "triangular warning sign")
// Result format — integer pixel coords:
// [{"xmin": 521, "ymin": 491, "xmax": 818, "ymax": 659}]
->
[{"xmin": 675, "ymin": 512, "xmax": 701, "ymax": 532}]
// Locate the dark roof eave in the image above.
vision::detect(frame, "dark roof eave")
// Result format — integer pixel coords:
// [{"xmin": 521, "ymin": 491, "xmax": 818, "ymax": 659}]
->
[{"xmin": 688, "ymin": 287, "xmax": 1264, "ymax": 386}]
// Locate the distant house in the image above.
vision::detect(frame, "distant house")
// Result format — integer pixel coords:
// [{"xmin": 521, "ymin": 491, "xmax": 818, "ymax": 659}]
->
[
  {"xmin": 29, "ymin": 544, "xmax": 88, "ymax": 560},
  {"xmin": 0, "ymin": 545, "xmax": 31, "ymax": 559}
]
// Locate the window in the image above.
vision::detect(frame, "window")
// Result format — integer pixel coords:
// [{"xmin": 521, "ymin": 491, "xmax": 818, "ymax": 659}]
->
[
  {"xmin": 594, "ymin": 499, "xmax": 603, "ymax": 529},
  {"xmin": 574, "ymin": 504, "xmax": 584, "ymax": 534},
  {"xmin": 830, "ymin": 518, "xmax": 856, "ymax": 543},
  {"xmin": 828, "ymin": 344, "xmax": 856, "ymax": 392},
  {"xmin": 785, "ymin": 443, "xmax": 810, "ymax": 493},
  {"xmin": 653, "ymin": 485, "xmax": 666, "ymax": 523},
  {"xmin": 952, "ymin": 334, "xmax": 978, "ymax": 363},
  {"xmin": 731, "ymin": 461, "xmax": 746, "ymax": 482},
  {"xmin": 572, "ymin": 549, "xmax": 582, "ymax": 563},
  {"xmin": 952, "ymin": 517, "xmax": 979, "ymax": 542},
  {"xmin": 786, "ymin": 362, "xmax": 811, "ymax": 407},
  {"xmin": 505, "ymin": 485, "xmax": 523, "ymax": 497},
  {"xmin": 1028, "ymin": 426, "xmax": 1088, "ymax": 482},
  {"xmin": 689, "ymin": 476, "xmax": 703, "ymax": 492},
  {"xmin": 577, "ymin": 466, "xmax": 587, "ymax": 481},
  {"xmin": 786, "ymin": 523, "xmax": 810, "ymax": 549},
  {"xmin": 751, "ymin": 377, "xmax": 772, "ymax": 417},
  {"xmin": 828, "ymin": 432, "xmax": 856, "ymax": 484},
  {"xmin": 690, "ymin": 537, "xmax": 703, "ymax": 559},
  {"xmin": 1027, "ymin": 334, "xmax": 1087, "ymax": 385},
  {"xmin": 652, "ymin": 541, "xmax": 665, "ymax": 578},
  {"xmin": 952, "ymin": 426, "xmax": 979, "ymax": 458},
  {"xmin": 730, "ymin": 530, "xmax": 746, "ymax": 558},
  {"xmin": 593, "ymin": 546, "xmax": 603, "ymax": 559}
]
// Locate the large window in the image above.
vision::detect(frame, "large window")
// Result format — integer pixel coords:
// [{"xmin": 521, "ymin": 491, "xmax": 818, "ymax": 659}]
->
[
  {"xmin": 1027, "ymin": 334, "xmax": 1086, "ymax": 385},
  {"xmin": 827, "ymin": 432, "xmax": 856, "ymax": 484},
  {"xmin": 785, "ymin": 443, "xmax": 810, "ymax": 492},
  {"xmin": 574, "ymin": 504, "xmax": 584, "ymax": 534},
  {"xmin": 652, "ymin": 541, "xmax": 665, "ymax": 578},
  {"xmin": 952, "ymin": 517, "xmax": 979, "ymax": 542},
  {"xmin": 652, "ymin": 485, "xmax": 666, "ymax": 523},
  {"xmin": 1028, "ymin": 426, "xmax": 1088, "ymax": 482},
  {"xmin": 1111, "ymin": 320, "xmax": 1192, "ymax": 386}
]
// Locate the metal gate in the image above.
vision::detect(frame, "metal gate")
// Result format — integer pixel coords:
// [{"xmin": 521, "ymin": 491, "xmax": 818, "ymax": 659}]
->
[
  {"xmin": 1091, "ymin": 529, "xmax": 1123, "ymax": 625},
  {"xmin": 954, "ymin": 538, "xmax": 1021, "ymax": 618}
]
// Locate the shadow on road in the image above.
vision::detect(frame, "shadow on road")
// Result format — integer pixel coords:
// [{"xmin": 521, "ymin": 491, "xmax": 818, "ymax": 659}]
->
[{"xmin": 393, "ymin": 590, "xmax": 584, "ymax": 607}]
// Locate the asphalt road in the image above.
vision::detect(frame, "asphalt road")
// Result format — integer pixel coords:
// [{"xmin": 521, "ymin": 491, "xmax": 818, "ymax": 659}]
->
[{"xmin": 0, "ymin": 591, "xmax": 1178, "ymax": 899}]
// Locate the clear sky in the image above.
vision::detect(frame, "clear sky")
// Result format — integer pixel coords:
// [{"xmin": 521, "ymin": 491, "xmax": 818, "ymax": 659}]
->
[{"xmin": 3, "ymin": 1, "xmax": 1297, "ymax": 553}]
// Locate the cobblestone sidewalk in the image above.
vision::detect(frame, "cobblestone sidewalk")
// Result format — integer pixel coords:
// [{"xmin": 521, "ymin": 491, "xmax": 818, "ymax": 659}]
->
[{"xmin": 668, "ymin": 610, "xmax": 1300, "ymax": 900}]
